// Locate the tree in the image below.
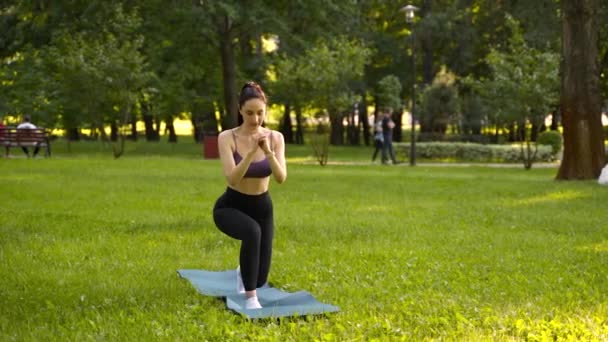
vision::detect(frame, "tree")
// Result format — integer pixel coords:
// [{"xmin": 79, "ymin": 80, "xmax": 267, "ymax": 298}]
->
[
  {"xmin": 268, "ymin": 0, "xmax": 361, "ymax": 144},
  {"xmin": 376, "ymin": 74, "xmax": 403, "ymax": 141},
  {"xmin": 419, "ymin": 67, "xmax": 459, "ymax": 137},
  {"xmin": 601, "ymin": 1, "xmax": 608, "ymax": 102},
  {"xmin": 470, "ymin": 16, "xmax": 559, "ymax": 169},
  {"xmin": 274, "ymin": 38, "xmax": 370, "ymax": 145},
  {"xmin": 270, "ymin": 55, "xmax": 309, "ymax": 145},
  {"xmin": 2, "ymin": 2, "xmax": 150, "ymax": 140},
  {"xmin": 194, "ymin": 1, "xmax": 285, "ymax": 130},
  {"xmin": 137, "ymin": 0, "xmax": 223, "ymax": 143},
  {"xmin": 377, "ymin": 75, "xmax": 403, "ymax": 111},
  {"xmin": 556, "ymin": 0, "xmax": 605, "ymax": 179}
]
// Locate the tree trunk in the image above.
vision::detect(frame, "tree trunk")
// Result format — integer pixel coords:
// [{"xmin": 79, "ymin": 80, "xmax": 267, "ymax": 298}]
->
[
  {"xmin": 98, "ymin": 124, "xmax": 109, "ymax": 142},
  {"xmin": 130, "ymin": 116, "xmax": 137, "ymax": 141},
  {"xmin": 347, "ymin": 108, "xmax": 357, "ymax": 145},
  {"xmin": 154, "ymin": 116, "xmax": 161, "ymax": 139},
  {"xmin": 516, "ymin": 120, "xmax": 526, "ymax": 142},
  {"xmin": 281, "ymin": 103, "xmax": 294, "ymax": 144},
  {"xmin": 143, "ymin": 103, "xmax": 159, "ymax": 141},
  {"xmin": 295, "ymin": 104, "xmax": 304, "ymax": 144},
  {"xmin": 557, "ymin": 0, "xmax": 605, "ymax": 180},
  {"xmin": 110, "ymin": 122, "xmax": 118, "ymax": 142},
  {"xmin": 166, "ymin": 119, "xmax": 177, "ymax": 143},
  {"xmin": 218, "ymin": 14, "xmax": 238, "ymax": 129},
  {"xmin": 66, "ymin": 127, "xmax": 80, "ymax": 141},
  {"xmin": 393, "ymin": 109, "xmax": 403, "ymax": 142},
  {"xmin": 550, "ymin": 108, "xmax": 560, "ymax": 131},
  {"xmin": 359, "ymin": 98, "xmax": 370, "ymax": 146},
  {"xmin": 88, "ymin": 125, "xmax": 98, "ymax": 140},
  {"xmin": 329, "ymin": 113, "xmax": 344, "ymax": 145},
  {"xmin": 191, "ymin": 117, "xmax": 203, "ymax": 143},
  {"xmin": 531, "ymin": 118, "xmax": 540, "ymax": 142},
  {"xmin": 508, "ymin": 122, "xmax": 516, "ymax": 142}
]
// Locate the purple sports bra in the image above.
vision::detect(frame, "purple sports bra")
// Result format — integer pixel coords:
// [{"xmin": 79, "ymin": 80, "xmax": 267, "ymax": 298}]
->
[{"xmin": 232, "ymin": 131, "xmax": 273, "ymax": 178}]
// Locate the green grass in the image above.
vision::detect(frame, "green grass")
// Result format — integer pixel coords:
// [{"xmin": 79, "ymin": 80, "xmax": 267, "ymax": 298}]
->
[
  {"xmin": 1, "ymin": 140, "xmax": 607, "ymax": 341},
  {"xmin": 45, "ymin": 136, "xmax": 375, "ymax": 163}
]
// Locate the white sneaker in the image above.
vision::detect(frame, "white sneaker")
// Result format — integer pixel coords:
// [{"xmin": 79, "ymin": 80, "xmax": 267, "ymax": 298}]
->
[
  {"xmin": 245, "ymin": 296, "xmax": 262, "ymax": 309},
  {"xmin": 236, "ymin": 266, "xmax": 245, "ymax": 294}
]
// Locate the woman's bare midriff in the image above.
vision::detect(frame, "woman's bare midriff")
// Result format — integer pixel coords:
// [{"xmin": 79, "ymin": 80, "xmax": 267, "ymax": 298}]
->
[{"xmin": 229, "ymin": 177, "xmax": 271, "ymax": 195}]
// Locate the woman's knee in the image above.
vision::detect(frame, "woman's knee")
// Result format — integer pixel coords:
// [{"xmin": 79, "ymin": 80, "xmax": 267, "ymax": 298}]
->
[
  {"xmin": 241, "ymin": 223, "xmax": 262, "ymax": 242},
  {"xmin": 213, "ymin": 208, "xmax": 262, "ymax": 241}
]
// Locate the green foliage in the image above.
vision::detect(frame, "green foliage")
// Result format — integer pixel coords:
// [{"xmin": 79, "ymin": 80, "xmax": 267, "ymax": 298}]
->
[
  {"xmin": 537, "ymin": 130, "xmax": 563, "ymax": 155},
  {"xmin": 2, "ymin": 155, "xmax": 608, "ymax": 340},
  {"xmin": 394, "ymin": 141, "xmax": 555, "ymax": 163},
  {"xmin": 376, "ymin": 74, "xmax": 402, "ymax": 110},
  {"xmin": 419, "ymin": 66, "xmax": 459, "ymax": 134},
  {"xmin": 272, "ymin": 37, "xmax": 371, "ymax": 117},
  {"xmin": 2, "ymin": 3, "xmax": 150, "ymax": 135},
  {"xmin": 0, "ymin": 0, "xmax": 594, "ymax": 150},
  {"xmin": 468, "ymin": 16, "xmax": 559, "ymax": 127},
  {"xmin": 465, "ymin": 15, "xmax": 559, "ymax": 168},
  {"xmin": 0, "ymin": 47, "xmax": 54, "ymax": 126},
  {"xmin": 144, "ymin": 0, "xmax": 221, "ymax": 119},
  {"xmin": 459, "ymin": 86, "xmax": 485, "ymax": 135}
]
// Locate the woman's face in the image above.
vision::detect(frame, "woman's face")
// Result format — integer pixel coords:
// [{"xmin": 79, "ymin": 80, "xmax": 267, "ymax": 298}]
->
[{"xmin": 239, "ymin": 98, "xmax": 266, "ymax": 128}]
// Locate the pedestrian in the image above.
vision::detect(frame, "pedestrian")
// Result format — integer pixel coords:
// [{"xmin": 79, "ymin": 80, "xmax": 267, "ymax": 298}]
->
[
  {"xmin": 371, "ymin": 116, "xmax": 384, "ymax": 162},
  {"xmin": 381, "ymin": 109, "xmax": 398, "ymax": 164}
]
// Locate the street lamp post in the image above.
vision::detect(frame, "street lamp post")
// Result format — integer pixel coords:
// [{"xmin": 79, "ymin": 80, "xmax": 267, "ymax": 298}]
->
[{"xmin": 400, "ymin": 4, "xmax": 418, "ymax": 166}]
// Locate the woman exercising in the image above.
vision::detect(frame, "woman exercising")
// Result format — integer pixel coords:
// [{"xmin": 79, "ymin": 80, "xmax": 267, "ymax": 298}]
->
[{"xmin": 213, "ymin": 81, "xmax": 287, "ymax": 309}]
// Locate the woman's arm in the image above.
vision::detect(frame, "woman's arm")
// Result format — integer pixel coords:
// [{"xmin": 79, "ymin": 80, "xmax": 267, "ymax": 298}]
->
[
  {"xmin": 218, "ymin": 130, "xmax": 257, "ymax": 186},
  {"xmin": 261, "ymin": 131, "xmax": 287, "ymax": 184}
]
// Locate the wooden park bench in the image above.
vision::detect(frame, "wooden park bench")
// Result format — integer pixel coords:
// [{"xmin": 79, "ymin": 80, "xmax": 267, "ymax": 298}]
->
[{"xmin": 0, "ymin": 127, "xmax": 51, "ymax": 158}]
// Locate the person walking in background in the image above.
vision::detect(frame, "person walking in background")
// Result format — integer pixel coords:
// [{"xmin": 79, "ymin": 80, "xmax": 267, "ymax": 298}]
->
[
  {"xmin": 16, "ymin": 115, "xmax": 40, "ymax": 157},
  {"xmin": 212, "ymin": 81, "xmax": 287, "ymax": 310},
  {"xmin": 371, "ymin": 116, "xmax": 384, "ymax": 162},
  {"xmin": 381, "ymin": 109, "xmax": 398, "ymax": 164}
]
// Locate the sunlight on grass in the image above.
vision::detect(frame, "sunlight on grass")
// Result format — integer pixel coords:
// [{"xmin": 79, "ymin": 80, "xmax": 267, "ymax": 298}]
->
[
  {"xmin": 508, "ymin": 190, "xmax": 586, "ymax": 206},
  {"xmin": 577, "ymin": 241, "xmax": 608, "ymax": 253},
  {"xmin": 286, "ymin": 156, "xmax": 315, "ymax": 163}
]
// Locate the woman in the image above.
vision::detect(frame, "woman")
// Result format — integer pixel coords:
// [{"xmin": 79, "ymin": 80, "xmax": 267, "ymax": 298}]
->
[
  {"xmin": 371, "ymin": 116, "xmax": 384, "ymax": 162},
  {"xmin": 213, "ymin": 81, "xmax": 287, "ymax": 309}
]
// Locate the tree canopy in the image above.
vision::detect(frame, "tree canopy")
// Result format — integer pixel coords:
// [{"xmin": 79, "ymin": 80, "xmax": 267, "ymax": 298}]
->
[{"xmin": 1, "ymin": 0, "xmax": 605, "ymax": 173}]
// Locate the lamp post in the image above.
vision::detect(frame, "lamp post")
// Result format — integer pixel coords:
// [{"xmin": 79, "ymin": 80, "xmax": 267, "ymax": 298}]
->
[{"xmin": 400, "ymin": 4, "xmax": 418, "ymax": 166}]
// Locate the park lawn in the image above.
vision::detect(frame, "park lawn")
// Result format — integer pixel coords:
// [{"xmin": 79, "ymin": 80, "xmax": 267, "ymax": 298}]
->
[
  {"xmin": 46, "ymin": 136, "xmax": 383, "ymax": 163},
  {"xmin": 1, "ymin": 150, "xmax": 607, "ymax": 340}
]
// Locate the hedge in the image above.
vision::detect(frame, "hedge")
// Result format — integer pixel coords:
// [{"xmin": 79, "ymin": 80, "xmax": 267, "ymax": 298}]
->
[{"xmin": 392, "ymin": 142, "xmax": 555, "ymax": 163}]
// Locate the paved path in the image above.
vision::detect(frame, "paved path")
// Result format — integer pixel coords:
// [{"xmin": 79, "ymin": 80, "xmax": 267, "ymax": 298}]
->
[{"xmin": 298, "ymin": 160, "xmax": 561, "ymax": 168}]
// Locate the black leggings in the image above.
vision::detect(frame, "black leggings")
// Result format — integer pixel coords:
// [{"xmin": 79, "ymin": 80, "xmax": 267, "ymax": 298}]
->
[{"xmin": 213, "ymin": 187, "xmax": 273, "ymax": 291}]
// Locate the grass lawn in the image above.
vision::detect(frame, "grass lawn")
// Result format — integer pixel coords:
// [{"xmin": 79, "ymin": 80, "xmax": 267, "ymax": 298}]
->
[{"xmin": 1, "ymin": 139, "xmax": 607, "ymax": 340}]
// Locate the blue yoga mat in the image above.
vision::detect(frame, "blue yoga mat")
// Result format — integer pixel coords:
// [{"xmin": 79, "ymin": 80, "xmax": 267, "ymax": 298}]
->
[{"xmin": 177, "ymin": 269, "xmax": 340, "ymax": 319}]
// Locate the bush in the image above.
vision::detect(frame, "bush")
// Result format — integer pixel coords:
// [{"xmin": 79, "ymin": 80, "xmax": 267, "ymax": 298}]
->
[
  {"xmin": 393, "ymin": 142, "xmax": 554, "ymax": 163},
  {"xmin": 537, "ymin": 130, "xmax": 562, "ymax": 155}
]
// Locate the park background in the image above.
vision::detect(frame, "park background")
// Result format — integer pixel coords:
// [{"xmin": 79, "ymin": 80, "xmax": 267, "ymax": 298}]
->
[
  {"xmin": 2, "ymin": 0, "xmax": 608, "ymax": 340},
  {"xmin": 1, "ymin": 0, "xmax": 606, "ymax": 173}
]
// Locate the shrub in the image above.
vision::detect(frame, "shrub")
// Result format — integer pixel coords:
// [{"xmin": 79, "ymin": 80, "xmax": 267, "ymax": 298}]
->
[
  {"xmin": 393, "ymin": 142, "xmax": 554, "ymax": 163},
  {"xmin": 537, "ymin": 130, "xmax": 562, "ymax": 155}
]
